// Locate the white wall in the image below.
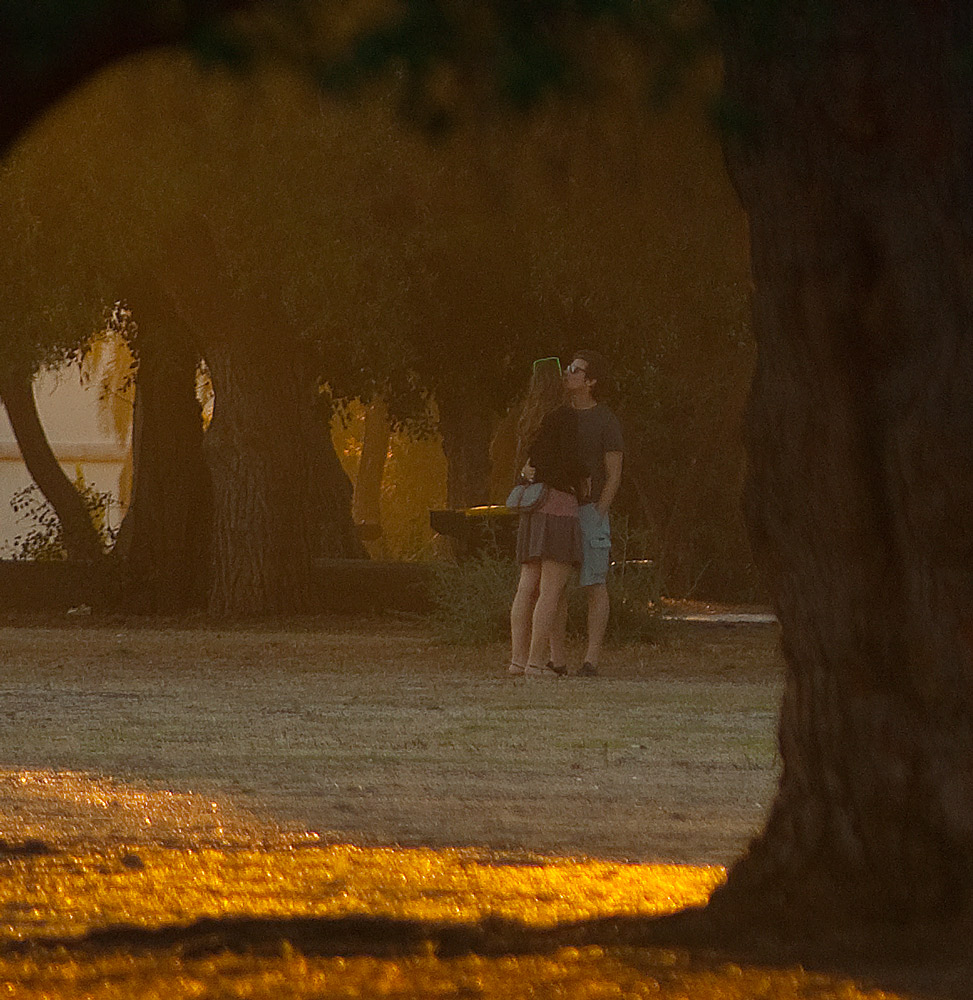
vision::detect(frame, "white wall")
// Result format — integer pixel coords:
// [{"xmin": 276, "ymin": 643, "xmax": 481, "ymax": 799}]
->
[{"xmin": 0, "ymin": 369, "xmax": 128, "ymax": 554}]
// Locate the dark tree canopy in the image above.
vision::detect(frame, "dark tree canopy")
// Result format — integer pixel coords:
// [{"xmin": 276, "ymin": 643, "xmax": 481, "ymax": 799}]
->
[{"xmin": 0, "ymin": 2, "xmax": 254, "ymax": 149}]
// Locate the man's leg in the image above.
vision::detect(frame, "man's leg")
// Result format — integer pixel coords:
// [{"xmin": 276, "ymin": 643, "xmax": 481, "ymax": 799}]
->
[
  {"xmin": 583, "ymin": 582, "xmax": 610, "ymax": 671},
  {"xmin": 578, "ymin": 504, "xmax": 612, "ymax": 675}
]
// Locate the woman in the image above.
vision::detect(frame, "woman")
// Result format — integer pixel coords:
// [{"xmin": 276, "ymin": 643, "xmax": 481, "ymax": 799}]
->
[{"xmin": 508, "ymin": 359, "xmax": 586, "ymax": 678}]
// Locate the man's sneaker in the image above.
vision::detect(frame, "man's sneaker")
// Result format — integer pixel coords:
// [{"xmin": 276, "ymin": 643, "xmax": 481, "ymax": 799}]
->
[
  {"xmin": 578, "ymin": 661, "xmax": 598, "ymax": 677},
  {"xmin": 546, "ymin": 661, "xmax": 568, "ymax": 676},
  {"xmin": 508, "ymin": 663, "xmax": 525, "ymax": 676},
  {"xmin": 525, "ymin": 663, "xmax": 561, "ymax": 679}
]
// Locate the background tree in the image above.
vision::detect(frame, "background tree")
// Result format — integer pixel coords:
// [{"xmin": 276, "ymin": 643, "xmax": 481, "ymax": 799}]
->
[
  {"xmin": 0, "ymin": 53, "xmax": 374, "ymax": 614},
  {"xmin": 3, "ymin": 35, "xmax": 755, "ymax": 608},
  {"xmin": 0, "ymin": 1, "xmax": 337, "ymax": 613},
  {"xmin": 0, "ymin": 159, "xmax": 108, "ymax": 563},
  {"xmin": 0, "ymin": 374, "xmax": 105, "ymax": 562},
  {"xmin": 108, "ymin": 286, "xmax": 212, "ymax": 613},
  {"xmin": 350, "ymin": 398, "xmax": 391, "ymax": 550}
]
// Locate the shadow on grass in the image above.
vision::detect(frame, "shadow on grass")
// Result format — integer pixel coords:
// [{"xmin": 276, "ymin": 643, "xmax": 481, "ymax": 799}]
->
[{"xmin": 7, "ymin": 908, "xmax": 971, "ymax": 999}]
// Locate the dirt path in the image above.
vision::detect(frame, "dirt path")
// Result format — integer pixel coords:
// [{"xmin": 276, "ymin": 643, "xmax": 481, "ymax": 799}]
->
[{"xmin": 0, "ymin": 617, "xmax": 782, "ymax": 864}]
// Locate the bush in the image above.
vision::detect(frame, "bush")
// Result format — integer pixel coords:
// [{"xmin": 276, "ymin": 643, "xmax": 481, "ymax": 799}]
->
[
  {"xmin": 428, "ymin": 545, "xmax": 661, "ymax": 646},
  {"xmin": 600, "ymin": 561, "xmax": 663, "ymax": 644},
  {"xmin": 428, "ymin": 551, "xmax": 518, "ymax": 644},
  {"xmin": 4, "ymin": 470, "xmax": 118, "ymax": 561}
]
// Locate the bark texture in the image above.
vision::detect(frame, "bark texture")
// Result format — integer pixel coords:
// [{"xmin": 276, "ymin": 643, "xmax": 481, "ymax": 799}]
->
[
  {"xmin": 0, "ymin": 374, "xmax": 103, "ymax": 562},
  {"xmin": 714, "ymin": 3, "xmax": 973, "ymax": 927},
  {"xmin": 203, "ymin": 330, "xmax": 318, "ymax": 616},
  {"xmin": 305, "ymin": 386, "xmax": 368, "ymax": 561},
  {"xmin": 352, "ymin": 398, "xmax": 391, "ymax": 547},
  {"xmin": 113, "ymin": 320, "xmax": 210, "ymax": 613}
]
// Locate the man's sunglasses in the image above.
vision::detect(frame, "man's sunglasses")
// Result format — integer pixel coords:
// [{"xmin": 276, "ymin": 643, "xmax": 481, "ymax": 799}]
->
[{"xmin": 564, "ymin": 362, "xmax": 588, "ymax": 375}]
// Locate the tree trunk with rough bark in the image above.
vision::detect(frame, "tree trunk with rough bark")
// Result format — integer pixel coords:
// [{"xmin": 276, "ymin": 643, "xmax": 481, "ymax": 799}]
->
[
  {"xmin": 306, "ymin": 385, "xmax": 368, "ymax": 561},
  {"xmin": 352, "ymin": 398, "xmax": 391, "ymax": 551},
  {"xmin": 711, "ymin": 3, "xmax": 973, "ymax": 930},
  {"xmin": 203, "ymin": 329, "xmax": 318, "ymax": 616},
  {"xmin": 113, "ymin": 321, "xmax": 210, "ymax": 613},
  {"xmin": 438, "ymin": 392, "xmax": 494, "ymax": 509},
  {"xmin": 0, "ymin": 373, "xmax": 104, "ymax": 562}
]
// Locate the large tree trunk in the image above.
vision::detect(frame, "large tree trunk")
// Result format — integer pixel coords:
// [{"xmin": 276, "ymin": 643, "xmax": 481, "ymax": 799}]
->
[
  {"xmin": 352, "ymin": 398, "xmax": 391, "ymax": 549},
  {"xmin": 306, "ymin": 385, "xmax": 368, "ymax": 560},
  {"xmin": 488, "ymin": 401, "xmax": 522, "ymax": 504},
  {"xmin": 711, "ymin": 3, "xmax": 973, "ymax": 929},
  {"xmin": 437, "ymin": 391, "xmax": 494, "ymax": 509},
  {"xmin": 0, "ymin": 373, "xmax": 103, "ymax": 562},
  {"xmin": 203, "ymin": 329, "xmax": 318, "ymax": 616},
  {"xmin": 113, "ymin": 320, "xmax": 210, "ymax": 613}
]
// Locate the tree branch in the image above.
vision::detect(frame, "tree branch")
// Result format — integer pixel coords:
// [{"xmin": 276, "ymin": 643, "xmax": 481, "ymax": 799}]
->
[{"xmin": 0, "ymin": 373, "xmax": 104, "ymax": 562}]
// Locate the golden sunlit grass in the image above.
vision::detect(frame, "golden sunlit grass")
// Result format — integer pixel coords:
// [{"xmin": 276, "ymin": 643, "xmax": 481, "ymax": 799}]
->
[
  {"xmin": 5, "ymin": 948, "xmax": 901, "ymax": 1000},
  {"xmin": 0, "ymin": 843, "xmax": 899, "ymax": 1000},
  {"xmin": 0, "ymin": 844, "xmax": 722, "ymax": 941},
  {"xmin": 0, "ymin": 626, "xmax": 908, "ymax": 997}
]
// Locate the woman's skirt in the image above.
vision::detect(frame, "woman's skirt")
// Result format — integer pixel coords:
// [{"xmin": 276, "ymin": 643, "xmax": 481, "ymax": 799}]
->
[{"xmin": 515, "ymin": 487, "xmax": 582, "ymax": 566}]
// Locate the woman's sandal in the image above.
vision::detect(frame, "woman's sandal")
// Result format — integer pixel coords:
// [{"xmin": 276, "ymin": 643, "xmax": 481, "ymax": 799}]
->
[{"xmin": 524, "ymin": 663, "xmax": 561, "ymax": 678}]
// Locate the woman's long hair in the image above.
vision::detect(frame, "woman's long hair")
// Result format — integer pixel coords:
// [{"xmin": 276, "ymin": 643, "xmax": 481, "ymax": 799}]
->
[{"xmin": 514, "ymin": 361, "xmax": 564, "ymax": 475}]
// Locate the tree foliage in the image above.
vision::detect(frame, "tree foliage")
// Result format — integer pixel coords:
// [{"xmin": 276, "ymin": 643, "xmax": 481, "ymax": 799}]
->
[
  {"xmin": 4, "ymin": 472, "xmax": 116, "ymax": 561},
  {"xmin": 4, "ymin": 39, "xmax": 753, "ymax": 587}
]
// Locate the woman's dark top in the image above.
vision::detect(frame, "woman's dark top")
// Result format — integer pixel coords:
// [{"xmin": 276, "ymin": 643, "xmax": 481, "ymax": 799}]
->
[{"xmin": 528, "ymin": 405, "xmax": 587, "ymax": 497}]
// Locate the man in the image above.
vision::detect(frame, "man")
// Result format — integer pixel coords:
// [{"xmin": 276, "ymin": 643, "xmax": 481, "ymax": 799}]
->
[{"xmin": 562, "ymin": 350, "xmax": 623, "ymax": 676}]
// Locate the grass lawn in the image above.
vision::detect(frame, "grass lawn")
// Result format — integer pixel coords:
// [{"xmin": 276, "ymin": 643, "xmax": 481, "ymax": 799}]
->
[
  {"xmin": 0, "ymin": 615, "xmax": 783, "ymax": 863},
  {"xmin": 0, "ymin": 616, "xmax": 934, "ymax": 997}
]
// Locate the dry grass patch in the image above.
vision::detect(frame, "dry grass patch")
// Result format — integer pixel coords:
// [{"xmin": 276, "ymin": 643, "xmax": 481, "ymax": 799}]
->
[{"xmin": 0, "ymin": 616, "xmax": 781, "ymax": 864}]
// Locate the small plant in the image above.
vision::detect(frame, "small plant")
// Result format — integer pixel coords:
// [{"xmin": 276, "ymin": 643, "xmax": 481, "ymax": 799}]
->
[
  {"xmin": 603, "ymin": 563, "xmax": 663, "ymax": 644},
  {"xmin": 428, "ymin": 550, "xmax": 519, "ymax": 644},
  {"xmin": 5, "ymin": 469, "xmax": 118, "ymax": 561},
  {"xmin": 604, "ymin": 515, "xmax": 664, "ymax": 644}
]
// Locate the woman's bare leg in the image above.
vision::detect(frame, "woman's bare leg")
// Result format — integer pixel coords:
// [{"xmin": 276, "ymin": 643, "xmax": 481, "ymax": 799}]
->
[
  {"xmin": 528, "ymin": 560, "xmax": 573, "ymax": 668},
  {"xmin": 549, "ymin": 586, "xmax": 569, "ymax": 669},
  {"xmin": 510, "ymin": 562, "xmax": 541, "ymax": 669}
]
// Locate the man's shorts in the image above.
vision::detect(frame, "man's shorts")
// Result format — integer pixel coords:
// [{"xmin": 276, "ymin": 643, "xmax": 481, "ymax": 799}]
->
[{"xmin": 578, "ymin": 504, "xmax": 611, "ymax": 587}]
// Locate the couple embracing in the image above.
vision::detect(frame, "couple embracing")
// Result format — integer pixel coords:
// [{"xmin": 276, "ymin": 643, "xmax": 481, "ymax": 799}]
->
[{"xmin": 509, "ymin": 350, "xmax": 624, "ymax": 679}]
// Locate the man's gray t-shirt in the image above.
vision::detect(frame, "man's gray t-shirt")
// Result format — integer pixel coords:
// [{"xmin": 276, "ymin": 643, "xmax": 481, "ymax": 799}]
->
[{"xmin": 575, "ymin": 403, "xmax": 623, "ymax": 504}]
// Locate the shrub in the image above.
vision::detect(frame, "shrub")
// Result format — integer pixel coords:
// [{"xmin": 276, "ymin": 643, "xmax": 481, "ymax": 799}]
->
[
  {"xmin": 428, "ymin": 551, "xmax": 518, "ymax": 644},
  {"xmin": 5, "ymin": 470, "xmax": 118, "ymax": 561},
  {"xmin": 601, "ymin": 561, "xmax": 663, "ymax": 644},
  {"xmin": 427, "ymin": 538, "xmax": 661, "ymax": 646}
]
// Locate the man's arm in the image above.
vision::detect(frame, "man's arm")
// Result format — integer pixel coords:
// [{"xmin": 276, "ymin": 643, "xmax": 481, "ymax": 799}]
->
[{"xmin": 596, "ymin": 451, "xmax": 623, "ymax": 517}]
